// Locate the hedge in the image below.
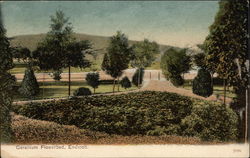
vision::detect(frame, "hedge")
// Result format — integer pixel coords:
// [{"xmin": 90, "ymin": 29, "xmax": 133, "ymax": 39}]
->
[
  {"xmin": 11, "ymin": 113, "xmax": 202, "ymax": 144},
  {"xmin": 13, "ymin": 91, "xmax": 239, "ymax": 141}
]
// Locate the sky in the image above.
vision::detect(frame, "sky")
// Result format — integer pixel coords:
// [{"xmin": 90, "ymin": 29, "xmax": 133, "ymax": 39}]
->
[{"xmin": 2, "ymin": 1, "xmax": 219, "ymax": 48}]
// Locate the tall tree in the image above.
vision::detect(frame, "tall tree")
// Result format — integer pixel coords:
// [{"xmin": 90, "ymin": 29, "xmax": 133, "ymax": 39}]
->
[
  {"xmin": 0, "ymin": 4, "xmax": 15, "ymax": 143},
  {"xmin": 101, "ymin": 31, "xmax": 132, "ymax": 93},
  {"xmin": 131, "ymin": 39, "xmax": 159, "ymax": 87},
  {"xmin": 161, "ymin": 48, "xmax": 191, "ymax": 86},
  {"xmin": 34, "ymin": 10, "xmax": 91, "ymax": 96},
  {"xmin": 204, "ymin": 0, "xmax": 248, "ymax": 141}
]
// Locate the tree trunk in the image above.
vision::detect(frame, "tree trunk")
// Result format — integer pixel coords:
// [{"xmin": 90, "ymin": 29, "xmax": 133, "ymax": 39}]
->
[
  {"xmin": 117, "ymin": 77, "xmax": 120, "ymax": 92},
  {"xmin": 68, "ymin": 66, "xmax": 71, "ymax": 96},
  {"xmin": 42, "ymin": 73, "xmax": 45, "ymax": 96},
  {"xmin": 245, "ymin": 87, "xmax": 249, "ymax": 143},
  {"xmin": 223, "ymin": 79, "xmax": 226, "ymax": 105},
  {"xmin": 94, "ymin": 88, "xmax": 95, "ymax": 94},
  {"xmin": 113, "ymin": 79, "xmax": 116, "ymax": 93},
  {"xmin": 138, "ymin": 68, "xmax": 140, "ymax": 88},
  {"xmin": 210, "ymin": 72, "xmax": 214, "ymax": 87},
  {"xmin": 150, "ymin": 72, "xmax": 151, "ymax": 80}
]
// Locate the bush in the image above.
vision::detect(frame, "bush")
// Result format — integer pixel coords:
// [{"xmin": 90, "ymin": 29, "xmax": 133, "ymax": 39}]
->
[
  {"xmin": 11, "ymin": 113, "xmax": 202, "ymax": 144},
  {"xmin": 50, "ymin": 70, "xmax": 62, "ymax": 81},
  {"xmin": 85, "ymin": 72, "xmax": 100, "ymax": 93},
  {"xmin": 132, "ymin": 68, "xmax": 144, "ymax": 86},
  {"xmin": 181, "ymin": 100, "xmax": 238, "ymax": 141},
  {"xmin": 73, "ymin": 87, "xmax": 92, "ymax": 96},
  {"xmin": 13, "ymin": 91, "xmax": 239, "ymax": 141},
  {"xmin": 192, "ymin": 68, "xmax": 213, "ymax": 97},
  {"xmin": 170, "ymin": 75, "xmax": 184, "ymax": 87},
  {"xmin": 120, "ymin": 76, "xmax": 131, "ymax": 89},
  {"xmin": 18, "ymin": 67, "xmax": 39, "ymax": 98}
]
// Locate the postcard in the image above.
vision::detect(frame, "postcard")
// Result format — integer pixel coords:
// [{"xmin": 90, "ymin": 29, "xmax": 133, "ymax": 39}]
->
[{"xmin": 0, "ymin": 1, "xmax": 249, "ymax": 157}]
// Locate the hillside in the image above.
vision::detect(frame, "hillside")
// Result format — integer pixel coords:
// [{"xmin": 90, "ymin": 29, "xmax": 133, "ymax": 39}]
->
[{"xmin": 9, "ymin": 33, "xmax": 178, "ymax": 71}]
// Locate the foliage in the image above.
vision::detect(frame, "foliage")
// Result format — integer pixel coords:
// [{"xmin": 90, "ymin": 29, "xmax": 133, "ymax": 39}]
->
[
  {"xmin": 34, "ymin": 10, "xmax": 92, "ymax": 96},
  {"xmin": 85, "ymin": 72, "xmax": 100, "ymax": 93},
  {"xmin": 181, "ymin": 100, "xmax": 238, "ymax": 141},
  {"xmin": 132, "ymin": 68, "xmax": 144, "ymax": 87},
  {"xmin": 73, "ymin": 87, "xmax": 92, "ymax": 96},
  {"xmin": 161, "ymin": 48, "xmax": 191, "ymax": 86},
  {"xmin": 131, "ymin": 39, "xmax": 159, "ymax": 68},
  {"xmin": 192, "ymin": 68, "xmax": 213, "ymax": 97},
  {"xmin": 18, "ymin": 66, "xmax": 39, "ymax": 98},
  {"xmin": 120, "ymin": 76, "xmax": 131, "ymax": 89},
  {"xmin": 12, "ymin": 113, "xmax": 202, "ymax": 144},
  {"xmin": 13, "ymin": 91, "xmax": 238, "ymax": 141},
  {"xmin": 204, "ymin": 0, "xmax": 248, "ymax": 85},
  {"xmin": 101, "ymin": 31, "xmax": 132, "ymax": 92},
  {"xmin": 0, "ymin": 5, "xmax": 15, "ymax": 143},
  {"xmin": 50, "ymin": 69, "xmax": 62, "ymax": 81}
]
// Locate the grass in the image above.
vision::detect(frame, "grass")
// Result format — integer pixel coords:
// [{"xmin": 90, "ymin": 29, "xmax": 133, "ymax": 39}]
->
[
  {"xmin": 183, "ymin": 80, "xmax": 236, "ymax": 99},
  {"xmin": 13, "ymin": 81, "xmax": 138, "ymax": 101}
]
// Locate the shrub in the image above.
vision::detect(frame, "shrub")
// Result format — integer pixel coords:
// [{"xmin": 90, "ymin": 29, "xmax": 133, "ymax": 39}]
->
[
  {"xmin": 181, "ymin": 100, "xmax": 238, "ymax": 141},
  {"xmin": 170, "ymin": 74, "xmax": 184, "ymax": 87},
  {"xmin": 18, "ymin": 67, "xmax": 39, "ymax": 98},
  {"xmin": 12, "ymin": 113, "xmax": 202, "ymax": 144},
  {"xmin": 132, "ymin": 68, "xmax": 144, "ymax": 86},
  {"xmin": 73, "ymin": 87, "xmax": 92, "ymax": 96},
  {"xmin": 120, "ymin": 76, "xmax": 131, "ymax": 89},
  {"xmin": 50, "ymin": 70, "xmax": 62, "ymax": 81},
  {"xmin": 192, "ymin": 68, "xmax": 213, "ymax": 97},
  {"xmin": 85, "ymin": 72, "xmax": 100, "ymax": 93},
  {"xmin": 13, "ymin": 91, "xmax": 238, "ymax": 141}
]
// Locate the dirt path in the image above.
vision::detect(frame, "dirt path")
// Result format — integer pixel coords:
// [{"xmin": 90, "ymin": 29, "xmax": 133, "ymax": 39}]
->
[{"xmin": 139, "ymin": 80, "xmax": 232, "ymax": 104}]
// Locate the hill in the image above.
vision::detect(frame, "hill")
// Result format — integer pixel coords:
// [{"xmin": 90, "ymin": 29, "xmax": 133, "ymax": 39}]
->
[{"xmin": 9, "ymin": 33, "xmax": 178, "ymax": 71}]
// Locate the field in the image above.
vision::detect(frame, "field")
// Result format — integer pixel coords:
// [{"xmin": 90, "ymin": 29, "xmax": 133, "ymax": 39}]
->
[{"xmin": 13, "ymin": 81, "xmax": 137, "ymax": 101}]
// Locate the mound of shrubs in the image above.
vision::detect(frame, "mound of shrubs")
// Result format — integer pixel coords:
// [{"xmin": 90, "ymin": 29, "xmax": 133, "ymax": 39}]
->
[
  {"xmin": 11, "ymin": 113, "xmax": 202, "ymax": 144},
  {"xmin": 13, "ymin": 91, "xmax": 239, "ymax": 141}
]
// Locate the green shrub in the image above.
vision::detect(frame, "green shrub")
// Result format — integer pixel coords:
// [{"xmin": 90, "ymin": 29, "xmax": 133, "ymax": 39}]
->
[
  {"xmin": 192, "ymin": 68, "xmax": 213, "ymax": 97},
  {"xmin": 120, "ymin": 76, "xmax": 131, "ymax": 89},
  {"xmin": 181, "ymin": 100, "xmax": 238, "ymax": 141},
  {"xmin": 50, "ymin": 70, "xmax": 62, "ymax": 81},
  {"xmin": 170, "ymin": 74, "xmax": 184, "ymax": 87},
  {"xmin": 13, "ymin": 91, "xmax": 238, "ymax": 141},
  {"xmin": 73, "ymin": 87, "xmax": 92, "ymax": 96},
  {"xmin": 18, "ymin": 67, "xmax": 39, "ymax": 98},
  {"xmin": 132, "ymin": 68, "xmax": 144, "ymax": 86}
]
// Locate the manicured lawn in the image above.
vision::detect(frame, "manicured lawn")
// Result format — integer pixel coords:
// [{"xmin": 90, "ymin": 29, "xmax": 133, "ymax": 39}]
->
[
  {"xmin": 13, "ymin": 81, "xmax": 138, "ymax": 101},
  {"xmin": 183, "ymin": 81, "xmax": 236, "ymax": 99}
]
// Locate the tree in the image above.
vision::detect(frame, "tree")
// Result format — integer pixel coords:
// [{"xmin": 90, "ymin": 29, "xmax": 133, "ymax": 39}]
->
[
  {"xmin": 34, "ymin": 10, "xmax": 91, "ymax": 96},
  {"xmin": 192, "ymin": 68, "xmax": 213, "ymax": 97},
  {"xmin": 101, "ymin": 31, "xmax": 132, "ymax": 93},
  {"xmin": 131, "ymin": 39, "xmax": 160, "ymax": 87},
  {"xmin": 0, "ymin": 4, "xmax": 16, "ymax": 143},
  {"xmin": 161, "ymin": 48, "xmax": 191, "ymax": 86},
  {"xmin": 132, "ymin": 68, "xmax": 144, "ymax": 87},
  {"xmin": 204, "ymin": 0, "xmax": 248, "ymax": 141},
  {"xmin": 18, "ymin": 66, "xmax": 39, "ymax": 98},
  {"xmin": 85, "ymin": 72, "xmax": 100, "ymax": 94},
  {"xmin": 120, "ymin": 76, "xmax": 132, "ymax": 89}
]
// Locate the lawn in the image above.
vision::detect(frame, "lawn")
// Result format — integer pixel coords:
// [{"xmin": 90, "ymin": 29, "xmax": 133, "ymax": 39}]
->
[
  {"xmin": 183, "ymin": 80, "xmax": 236, "ymax": 99},
  {"xmin": 13, "ymin": 81, "xmax": 138, "ymax": 101}
]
